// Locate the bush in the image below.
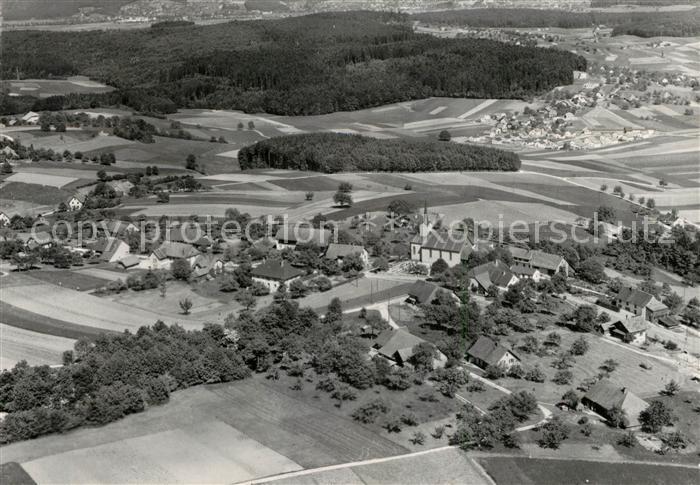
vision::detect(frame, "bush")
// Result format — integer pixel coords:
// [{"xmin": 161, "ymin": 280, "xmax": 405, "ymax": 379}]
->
[
  {"xmin": 401, "ymin": 412, "xmax": 419, "ymax": 426},
  {"xmin": 618, "ymin": 431, "xmax": 636, "ymax": 448},
  {"xmin": 484, "ymin": 365, "xmax": 505, "ymax": 379},
  {"xmin": 570, "ymin": 336, "xmax": 589, "ymax": 356},
  {"xmin": 538, "ymin": 416, "xmax": 570, "ymax": 449},
  {"xmin": 553, "ymin": 369, "xmax": 573, "ymax": 385},
  {"xmin": 525, "ymin": 365, "xmax": 546, "ymax": 383},
  {"xmin": 410, "ymin": 431, "xmax": 426, "ymax": 445},
  {"xmin": 351, "ymin": 399, "xmax": 389, "ymax": 424}
]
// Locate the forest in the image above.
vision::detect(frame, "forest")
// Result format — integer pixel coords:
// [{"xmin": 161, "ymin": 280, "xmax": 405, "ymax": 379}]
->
[
  {"xmin": 237, "ymin": 133, "xmax": 521, "ymax": 172},
  {"xmin": 414, "ymin": 7, "xmax": 700, "ymax": 37},
  {"xmin": 1, "ymin": 12, "xmax": 586, "ymax": 116}
]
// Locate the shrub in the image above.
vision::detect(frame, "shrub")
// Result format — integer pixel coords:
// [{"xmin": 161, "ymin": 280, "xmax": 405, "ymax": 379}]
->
[
  {"xmin": 351, "ymin": 399, "xmax": 389, "ymax": 424},
  {"xmin": 525, "ymin": 365, "xmax": 546, "ymax": 383},
  {"xmin": 618, "ymin": 431, "xmax": 636, "ymax": 448},
  {"xmin": 538, "ymin": 416, "xmax": 570, "ymax": 449}
]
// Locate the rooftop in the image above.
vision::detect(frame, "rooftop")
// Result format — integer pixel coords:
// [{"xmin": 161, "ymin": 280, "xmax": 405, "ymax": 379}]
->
[
  {"xmin": 467, "ymin": 336, "xmax": 519, "ymax": 367},
  {"xmin": 251, "ymin": 259, "xmax": 305, "ymax": 282}
]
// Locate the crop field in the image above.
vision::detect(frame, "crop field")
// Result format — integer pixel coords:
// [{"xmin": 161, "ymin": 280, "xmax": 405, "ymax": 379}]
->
[
  {"xmin": 0, "ymin": 198, "xmax": 46, "ymax": 217},
  {"xmin": 26, "ymin": 270, "xmax": 112, "ymax": 291},
  {"xmin": 0, "ymin": 181, "xmax": 70, "ymax": 206},
  {"xmin": 10, "ymin": 130, "xmax": 135, "ymax": 154},
  {"xmin": 0, "ymin": 324, "xmax": 75, "ymax": 370},
  {"xmin": 478, "ymin": 457, "xmax": 699, "ymax": 485},
  {"xmin": 12, "ymin": 165, "xmax": 119, "ymax": 179},
  {"xmin": 4, "ymin": 172, "xmax": 78, "ymax": 188},
  {"xmin": 1, "ymin": 273, "xmax": 208, "ymax": 332},
  {"xmin": 1, "ymin": 77, "xmax": 113, "ymax": 97},
  {"xmin": 0, "ymin": 301, "xmax": 113, "ymax": 340},
  {"xmin": 496, "ymin": 327, "xmax": 686, "ymax": 404}
]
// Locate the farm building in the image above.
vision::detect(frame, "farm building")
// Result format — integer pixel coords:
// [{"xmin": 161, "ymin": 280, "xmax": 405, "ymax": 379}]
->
[
  {"xmin": 324, "ymin": 243, "xmax": 369, "ymax": 268},
  {"xmin": 658, "ymin": 315, "xmax": 680, "ymax": 329},
  {"xmin": 99, "ymin": 219, "xmax": 139, "ymax": 237},
  {"xmin": 466, "ymin": 336, "xmax": 520, "ymax": 371},
  {"xmin": 406, "ymin": 280, "xmax": 443, "ymax": 305},
  {"xmin": 507, "ymin": 246, "xmax": 571, "ymax": 277},
  {"xmin": 21, "ymin": 111, "xmax": 40, "ymax": 124},
  {"xmin": 106, "ymin": 180, "xmax": 135, "ymax": 197},
  {"xmin": 16, "ymin": 231, "xmax": 53, "ymax": 250},
  {"xmin": 609, "ymin": 316, "xmax": 647, "ymax": 345},
  {"xmin": 0, "ymin": 212, "xmax": 10, "ymax": 227},
  {"xmin": 251, "ymin": 259, "xmax": 305, "ymax": 293},
  {"xmin": 613, "ymin": 287, "xmax": 669, "ymax": 322},
  {"xmin": 410, "ymin": 232, "xmax": 473, "ymax": 268},
  {"xmin": 118, "ymin": 255, "xmax": 142, "ymax": 269},
  {"xmin": 89, "ymin": 237, "xmax": 130, "ymax": 264},
  {"xmin": 275, "ymin": 225, "xmax": 332, "ymax": 250},
  {"xmin": 192, "ymin": 254, "xmax": 224, "ymax": 280},
  {"xmin": 168, "ymin": 223, "xmax": 212, "ymax": 249},
  {"xmin": 373, "ymin": 328, "xmax": 447, "ymax": 369},
  {"xmin": 144, "ymin": 241, "xmax": 200, "ymax": 270},
  {"xmin": 469, "ymin": 260, "xmax": 519, "ymax": 293},
  {"xmin": 582, "ymin": 380, "xmax": 648, "ymax": 428},
  {"xmin": 510, "ymin": 264, "xmax": 542, "ymax": 282},
  {"xmin": 66, "ymin": 193, "xmax": 87, "ymax": 212}
]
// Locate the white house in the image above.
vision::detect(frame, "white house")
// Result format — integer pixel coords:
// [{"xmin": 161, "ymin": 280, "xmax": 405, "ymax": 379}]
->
[
  {"xmin": 251, "ymin": 259, "xmax": 305, "ymax": 293},
  {"xmin": 142, "ymin": 241, "xmax": 200, "ymax": 270},
  {"xmin": 507, "ymin": 246, "xmax": 571, "ymax": 277},
  {"xmin": 410, "ymin": 232, "xmax": 473, "ymax": 268},
  {"xmin": 468, "ymin": 260, "xmax": 519, "ymax": 293},
  {"xmin": 90, "ymin": 237, "xmax": 130, "ymax": 264},
  {"xmin": 324, "ymin": 243, "xmax": 369, "ymax": 268},
  {"xmin": 66, "ymin": 194, "xmax": 87, "ymax": 211},
  {"xmin": 466, "ymin": 336, "xmax": 520, "ymax": 371},
  {"xmin": 21, "ymin": 111, "xmax": 40, "ymax": 124},
  {"xmin": 510, "ymin": 264, "xmax": 543, "ymax": 282},
  {"xmin": 0, "ymin": 212, "xmax": 11, "ymax": 227}
]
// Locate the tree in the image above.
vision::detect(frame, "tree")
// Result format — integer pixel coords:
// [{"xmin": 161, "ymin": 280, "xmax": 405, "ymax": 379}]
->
[
  {"xmin": 409, "ymin": 342, "xmax": 437, "ymax": 372},
  {"xmin": 597, "ymin": 206, "xmax": 616, "ymax": 224},
  {"xmin": 157, "ymin": 191, "xmax": 170, "ymax": 203},
  {"xmin": 1, "ymin": 161, "xmax": 12, "ymax": 174},
  {"xmin": 235, "ymin": 289, "xmax": 257, "ymax": 310},
  {"xmin": 607, "ymin": 404, "xmax": 627, "ymax": 428},
  {"xmin": 248, "ymin": 121, "xmax": 255, "ymax": 130},
  {"xmin": 171, "ymin": 259, "xmax": 192, "ymax": 280},
  {"xmin": 96, "ymin": 169, "xmax": 107, "ymax": 181},
  {"xmin": 333, "ymin": 191, "xmax": 353, "ymax": 207},
  {"xmin": 545, "ymin": 332, "xmax": 561, "ymax": 347},
  {"xmin": 387, "ymin": 198, "xmax": 415, "ymax": 216},
  {"xmin": 185, "ymin": 154, "xmax": 197, "ymax": 170},
  {"xmin": 179, "ymin": 298, "xmax": 193, "ymax": 315},
  {"xmin": 305, "ymin": 191, "xmax": 314, "ymax": 201},
  {"xmin": 289, "ymin": 279, "xmax": 308, "ymax": 299},
  {"xmin": 639, "ymin": 401, "xmax": 674, "ymax": 433},
  {"xmin": 538, "ymin": 416, "xmax": 570, "ymax": 449},
  {"xmin": 438, "ymin": 130, "xmax": 451, "ymax": 141},
  {"xmin": 663, "ymin": 380, "xmax": 680, "ymax": 396},
  {"xmin": 646, "ymin": 198, "xmax": 656, "ymax": 209},
  {"xmin": 561, "ymin": 389, "xmax": 579, "ymax": 409},
  {"xmin": 570, "ymin": 336, "xmax": 589, "ymax": 355},
  {"xmin": 663, "ymin": 292, "xmax": 683, "ymax": 314},
  {"xmin": 338, "ymin": 182, "xmax": 353, "ymax": 193},
  {"xmin": 599, "ymin": 359, "xmax": 619, "ymax": 373},
  {"xmin": 571, "ymin": 305, "xmax": 598, "ymax": 332},
  {"xmin": 577, "ymin": 258, "xmax": 607, "ymax": 284},
  {"xmin": 600, "ymin": 184, "xmax": 608, "ymax": 192},
  {"xmin": 410, "ymin": 431, "xmax": 426, "ymax": 445},
  {"xmin": 428, "ymin": 258, "xmax": 450, "ymax": 276},
  {"xmin": 553, "ymin": 369, "xmax": 573, "ymax": 385},
  {"xmin": 326, "ymin": 297, "xmax": 343, "ymax": 323},
  {"xmin": 237, "ymin": 122, "xmax": 244, "ymax": 130},
  {"xmin": 525, "ymin": 365, "xmax": 546, "ymax": 383}
]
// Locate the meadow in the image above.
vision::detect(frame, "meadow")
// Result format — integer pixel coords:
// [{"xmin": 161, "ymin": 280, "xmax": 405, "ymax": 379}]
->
[{"xmin": 0, "ymin": 324, "xmax": 75, "ymax": 370}]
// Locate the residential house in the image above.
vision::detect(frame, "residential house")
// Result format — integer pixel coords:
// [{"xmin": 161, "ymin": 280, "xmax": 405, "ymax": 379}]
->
[
  {"xmin": 510, "ymin": 264, "xmax": 542, "ymax": 282},
  {"xmin": 66, "ymin": 193, "xmax": 87, "ymax": 212},
  {"xmin": 275, "ymin": 225, "xmax": 332, "ymax": 250},
  {"xmin": 508, "ymin": 246, "xmax": 571, "ymax": 277},
  {"xmin": 251, "ymin": 259, "xmax": 305, "ymax": 293},
  {"xmin": 582, "ymin": 380, "xmax": 648, "ymax": 428},
  {"xmin": 410, "ymin": 232, "xmax": 473, "ymax": 268},
  {"xmin": 16, "ymin": 231, "xmax": 53, "ymax": 251},
  {"xmin": 466, "ymin": 336, "xmax": 520, "ymax": 371},
  {"xmin": 613, "ymin": 287, "xmax": 670, "ymax": 322},
  {"xmin": 168, "ymin": 224, "xmax": 212, "ymax": 250},
  {"xmin": 468, "ymin": 260, "xmax": 519, "ymax": 293},
  {"xmin": 89, "ymin": 237, "xmax": 130, "ymax": 264},
  {"xmin": 143, "ymin": 241, "xmax": 200, "ymax": 270},
  {"xmin": 106, "ymin": 180, "xmax": 135, "ymax": 197},
  {"xmin": 609, "ymin": 316, "xmax": 647, "ymax": 345},
  {"xmin": 100, "ymin": 219, "xmax": 139, "ymax": 238},
  {"xmin": 373, "ymin": 328, "xmax": 447, "ymax": 369},
  {"xmin": 406, "ymin": 280, "xmax": 443, "ymax": 305},
  {"xmin": 0, "ymin": 212, "xmax": 10, "ymax": 227},
  {"xmin": 324, "ymin": 243, "xmax": 369, "ymax": 268},
  {"xmin": 21, "ymin": 111, "xmax": 40, "ymax": 124},
  {"xmin": 192, "ymin": 254, "xmax": 224, "ymax": 280}
]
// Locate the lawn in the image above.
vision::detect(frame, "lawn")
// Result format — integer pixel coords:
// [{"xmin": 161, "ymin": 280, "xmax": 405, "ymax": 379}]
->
[
  {"xmin": 0, "ymin": 301, "xmax": 112, "ymax": 340},
  {"xmin": 27, "ymin": 269, "xmax": 111, "ymax": 291},
  {"xmin": 0, "ymin": 181, "xmax": 69, "ymax": 206},
  {"xmin": 0, "ymin": 463, "xmax": 35, "ymax": 485},
  {"xmin": 478, "ymin": 457, "xmax": 699, "ymax": 485},
  {"xmin": 0, "ymin": 323, "xmax": 75, "ymax": 370}
]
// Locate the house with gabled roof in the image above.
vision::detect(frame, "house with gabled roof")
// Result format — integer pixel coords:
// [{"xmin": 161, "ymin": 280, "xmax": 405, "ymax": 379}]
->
[
  {"xmin": 325, "ymin": 243, "xmax": 369, "ymax": 268},
  {"xmin": 507, "ymin": 246, "xmax": 571, "ymax": 277},
  {"xmin": 410, "ymin": 231, "xmax": 473, "ymax": 268},
  {"xmin": 466, "ymin": 336, "xmax": 520, "ymax": 371},
  {"xmin": 192, "ymin": 254, "xmax": 224, "ymax": 280},
  {"xmin": 613, "ymin": 287, "xmax": 669, "ymax": 322},
  {"xmin": 0, "ymin": 212, "xmax": 11, "ymax": 227},
  {"xmin": 275, "ymin": 225, "xmax": 332, "ymax": 250},
  {"xmin": 143, "ymin": 241, "xmax": 200, "ymax": 270},
  {"xmin": 66, "ymin": 193, "xmax": 87, "ymax": 211},
  {"xmin": 117, "ymin": 255, "xmax": 142, "ymax": 269},
  {"xmin": 582, "ymin": 380, "xmax": 648, "ymax": 428},
  {"xmin": 251, "ymin": 259, "xmax": 305, "ymax": 293},
  {"xmin": 610, "ymin": 315, "xmax": 647, "ymax": 345},
  {"xmin": 468, "ymin": 260, "xmax": 519, "ymax": 293},
  {"xmin": 510, "ymin": 264, "xmax": 542, "ymax": 282},
  {"xmin": 89, "ymin": 236, "xmax": 130, "ymax": 264},
  {"xmin": 373, "ymin": 328, "xmax": 447, "ymax": 369},
  {"xmin": 406, "ymin": 280, "xmax": 443, "ymax": 305}
]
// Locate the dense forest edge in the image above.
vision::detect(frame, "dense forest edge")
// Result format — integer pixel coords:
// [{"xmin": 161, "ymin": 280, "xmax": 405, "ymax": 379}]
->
[
  {"xmin": 237, "ymin": 133, "xmax": 521, "ymax": 173},
  {"xmin": 1, "ymin": 11, "xmax": 585, "ymax": 116},
  {"xmin": 413, "ymin": 7, "xmax": 700, "ymax": 37}
]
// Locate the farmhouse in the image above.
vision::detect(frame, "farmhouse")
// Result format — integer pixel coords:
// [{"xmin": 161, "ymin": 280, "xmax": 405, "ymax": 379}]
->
[
  {"xmin": 658, "ymin": 315, "xmax": 680, "ymax": 329},
  {"xmin": 468, "ymin": 260, "xmax": 519, "ymax": 293},
  {"xmin": 66, "ymin": 193, "xmax": 87, "ymax": 212},
  {"xmin": 406, "ymin": 280, "xmax": 443, "ymax": 305},
  {"xmin": 582, "ymin": 380, "xmax": 648, "ymax": 428},
  {"xmin": 510, "ymin": 264, "xmax": 542, "ymax": 282},
  {"xmin": 192, "ymin": 254, "xmax": 224, "ymax": 280},
  {"xmin": 0, "ymin": 212, "xmax": 10, "ymax": 227},
  {"xmin": 100, "ymin": 219, "xmax": 139, "ymax": 237},
  {"xmin": 21, "ymin": 111, "xmax": 40, "ymax": 124},
  {"xmin": 410, "ymin": 232, "xmax": 473, "ymax": 268},
  {"xmin": 144, "ymin": 241, "xmax": 200, "ymax": 270},
  {"xmin": 324, "ymin": 243, "xmax": 369, "ymax": 268},
  {"xmin": 466, "ymin": 336, "xmax": 520, "ymax": 371},
  {"xmin": 16, "ymin": 231, "xmax": 53, "ymax": 250},
  {"xmin": 106, "ymin": 180, "xmax": 135, "ymax": 197},
  {"xmin": 117, "ymin": 255, "xmax": 142, "ymax": 269},
  {"xmin": 613, "ymin": 287, "xmax": 669, "ymax": 322},
  {"xmin": 609, "ymin": 315, "xmax": 647, "ymax": 345},
  {"xmin": 373, "ymin": 328, "xmax": 447, "ymax": 369},
  {"xmin": 251, "ymin": 259, "xmax": 305, "ymax": 293},
  {"xmin": 89, "ymin": 237, "xmax": 130, "ymax": 264},
  {"xmin": 275, "ymin": 225, "xmax": 332, "ymax": 250},
  {"xmin": 507, "ymin": 246, "xmax": 571, "ymax": 277}
]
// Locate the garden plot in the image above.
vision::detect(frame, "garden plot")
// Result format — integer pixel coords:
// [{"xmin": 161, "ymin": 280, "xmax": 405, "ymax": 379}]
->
[
  {"xmin": 0, "ymin": 324, "xmax": 75, "ymax": 370},
  {"xmin": 5, "ymin": 172, "xmax": 77, "ymax": 188}
]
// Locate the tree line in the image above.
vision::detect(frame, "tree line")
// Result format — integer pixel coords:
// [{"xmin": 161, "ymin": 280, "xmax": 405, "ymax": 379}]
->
[
  {"xmin": 1, "ymin": 11, "xmax": 585, "ymax": 116},
  {"xmin": 238, "ymin": 133, "xmax": 521, "ymax": 173}
]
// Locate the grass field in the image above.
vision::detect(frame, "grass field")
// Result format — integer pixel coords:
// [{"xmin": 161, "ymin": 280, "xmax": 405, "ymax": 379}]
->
[
  {"xmin": 0, "ymin": 324, "xmax": 75, "ymax": 370},
  {"xmin": 1, "ymin": 77, "xmax": 113, "ymax": 97},
  {"xmin": 27, "ymin": 269, "xmax": 111, "ymax": 291},
  {"xmin": 5, "ymin": 172, "xmax": 78, "ymax": 188},
  {"xmin": 0, "ymin": 463, "xmax": 35, "ymax": 485},
  {"xmin": 0, "ymin": 181, "xmax": 70, "ymax": 206},
  {"xmin": 478, "ymin": 457, "xmax": 699, "ymax": 485},
  {"xmin": 0, "ymin": 301, "xmax": 114, "ymax": 340}
]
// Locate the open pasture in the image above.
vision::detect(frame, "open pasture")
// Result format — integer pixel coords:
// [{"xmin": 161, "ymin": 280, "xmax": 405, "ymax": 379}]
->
[
  {"xmin": 0, "ymin": 198, "xmax": 47, "ymax": 217},
  {"xmin": 5, "ymin": 172, "xmax": 77, "ymax": 188},
  {"xmin": 0, "ymin": 324, "xmax": 75, "ymax": 370},
  {"xmin": 0, "ymin": 181, "xmax": 70, "ymax": 206},
  {"xmin": 1, "ymin": 77, "xmax": 114, "ymax": 97},
  {"xmin": 433, "ymin": 200, "xmax": 581, "ymax": 226},
  {"xmin": 10, "ymin": 130, "xmax": 135, "ymax": 154},
  {"xmin": 0, "ymin": 300, "xmax": 112, "ymax": 340},
  {"xmin": 497, "ymin": 327, "xmax": 686, "ymax": 404}
]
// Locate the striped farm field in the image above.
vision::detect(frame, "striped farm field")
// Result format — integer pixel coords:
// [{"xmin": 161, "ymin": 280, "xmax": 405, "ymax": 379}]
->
[
  {"xmin": 0, "ymin": 324, "xmax": 75, "ymax": 370},
  {"xmin": 5, "ymin": 172, "xmax": 78, "ymax": 188}
]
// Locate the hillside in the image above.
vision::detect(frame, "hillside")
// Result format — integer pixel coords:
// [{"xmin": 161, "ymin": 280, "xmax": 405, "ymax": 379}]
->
[
  {"xmin": 1, "ymin": 11, "xmax": 586, "ymax": 116},
  {"xmin": 237, "ymin": 133, "xmax": 521, "ymax": 173}
]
